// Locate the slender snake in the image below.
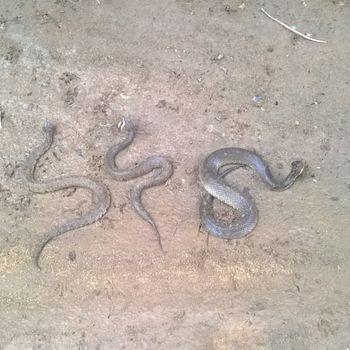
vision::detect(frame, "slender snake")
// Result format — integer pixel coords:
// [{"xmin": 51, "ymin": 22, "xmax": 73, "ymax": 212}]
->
[
  {"xmin": 23, "ymin": 120, "xmax": 110, "ymax": 269},
  {"xmin": 105, "ymin": 117, "xmax": 173, "ymax": 250}
]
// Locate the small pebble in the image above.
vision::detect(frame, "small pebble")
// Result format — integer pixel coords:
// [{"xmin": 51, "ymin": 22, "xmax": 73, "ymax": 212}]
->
[
  {"xmin": 23, "ymin": 103, "xmax": 34, "ymax": 111},
  {"xmin": 252, "ymin": 95, "xmax": 264, "ymax": 107},
  {"xmin": 207, "ymin": 124, "xmax": 214, "ymax": 132},
  {"xmin": 211, "ymin": 53, "xmax": 224, "ymax": 61},
  {"xmin": 120, "ymin": 93, "xmax": 131, "ymax": 100},
  {"xmin": 68, "ymin": 251, "xmax": 76, "ymax": 262}
]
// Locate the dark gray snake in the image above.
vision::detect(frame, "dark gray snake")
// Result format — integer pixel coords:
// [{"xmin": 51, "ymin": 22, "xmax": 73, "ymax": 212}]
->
[
  {"xmin": 199, "ymin": 148, "xmax": 305, "ymax": 239},
  {"xmin": 23, "ymin": 120, "xmax": 111, "ymax": 269},
  {"xmin": 105, "ymin": 117, "xmax": 173, "ymax": 250}
]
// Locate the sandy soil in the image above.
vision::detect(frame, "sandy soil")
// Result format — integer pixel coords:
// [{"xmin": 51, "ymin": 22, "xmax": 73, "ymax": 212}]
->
[{"xmin": 1, "ymin": 0, "xmax": 350, "ymax": 349}]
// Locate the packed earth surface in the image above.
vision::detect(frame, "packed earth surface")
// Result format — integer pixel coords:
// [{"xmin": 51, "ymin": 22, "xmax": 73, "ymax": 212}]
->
[{"xmin": 1, "ymin": 0, "xmax": 350, "ymax": 349}]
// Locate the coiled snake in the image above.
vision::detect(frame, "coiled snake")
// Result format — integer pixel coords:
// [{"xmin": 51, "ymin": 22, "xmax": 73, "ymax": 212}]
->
[
  {"xmin": 199, "ymin": 148, "xmax": 305, "ymax": 239},
  {"xmin": 23, "ymin": 121, "xmax": 111, "ymax": 269}
]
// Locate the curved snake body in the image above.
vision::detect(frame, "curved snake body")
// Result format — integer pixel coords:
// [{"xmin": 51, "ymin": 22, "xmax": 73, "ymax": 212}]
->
[
  {"xmin": 199, "ymin": 148, "xmax": 305, "ymax": 239},
  {"xmin": 23, "ymin": 121, "xmax": 111, "ymax": 269},
  {"xmin": 105, "ymin": 118, "xmax": 173, "ymax": 250}
]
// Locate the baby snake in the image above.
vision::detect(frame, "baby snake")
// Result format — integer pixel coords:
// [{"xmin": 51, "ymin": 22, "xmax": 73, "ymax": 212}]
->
[
  {"xmin": 105, "ymin": 117, "xmax": 173, "ymax": 250},
  {"xmin": 23, "ymin": 120, "xmax": 111, "ymax": 269},
  {"xmin": 199, "ymin": 148, "xmax": 305, "ymax": 239}
]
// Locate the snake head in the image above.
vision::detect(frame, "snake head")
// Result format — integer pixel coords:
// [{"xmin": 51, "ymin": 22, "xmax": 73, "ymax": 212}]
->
[
  {"xmin": 290, "ymin": 160, "xmax": 306, "ymax": 178},
  {"xmin": 41, "ymin": 119, "xmax": 55, "ymax": 133},
  {"xmin": 117, "ymin": 117, "xmax": 126, "ymax": 130},
  {"xmin": 118, "ymin": 116, "xmax": 135, "ymax": 133}
]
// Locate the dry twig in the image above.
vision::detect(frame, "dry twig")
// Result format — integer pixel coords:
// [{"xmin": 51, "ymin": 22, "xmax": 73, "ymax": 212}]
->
[{"xmin": 261, "ymin": 8, "xmax": 326, "ymax": 44}]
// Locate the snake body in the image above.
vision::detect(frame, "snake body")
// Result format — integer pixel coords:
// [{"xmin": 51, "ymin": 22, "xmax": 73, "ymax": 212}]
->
[
  {"xmin": 23, "ymin": 121, "xmax": 111, "ymax": 269},
  {"xmin": 105, "ymin": 118, "xmax": 173, "ymax": 250},
  {"xmin": 199, "ymin": 148, "xmax": 305, "ymax": 239}
]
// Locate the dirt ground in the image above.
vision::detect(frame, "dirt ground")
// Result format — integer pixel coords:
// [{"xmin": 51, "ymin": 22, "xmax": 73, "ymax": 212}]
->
[{"xmin": 1, "ymin": 0, "xmax": 350, "ymax": 349}]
